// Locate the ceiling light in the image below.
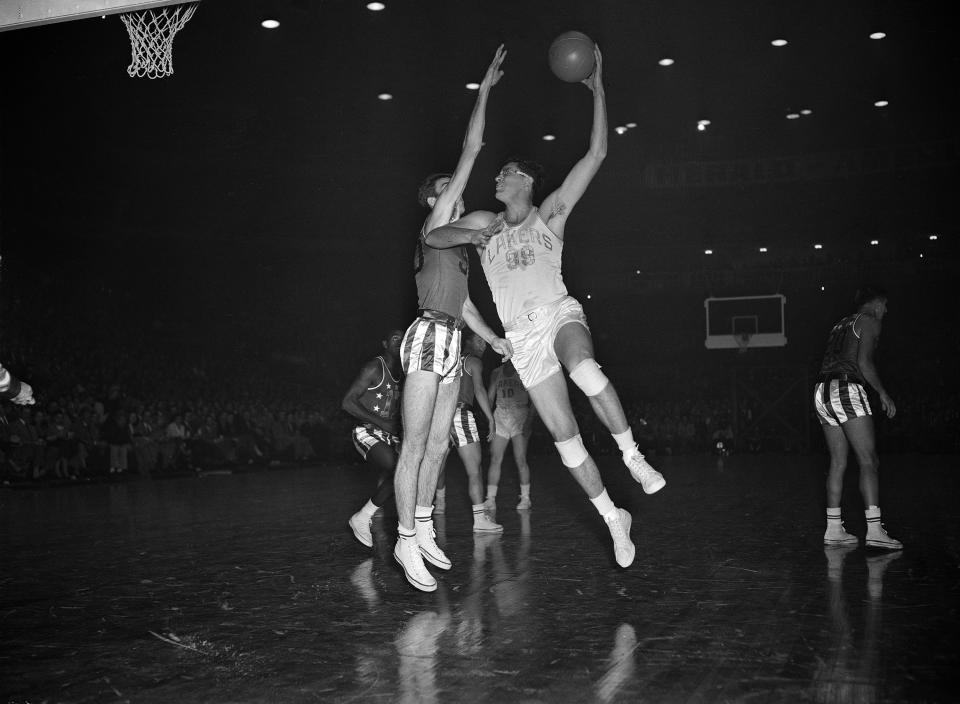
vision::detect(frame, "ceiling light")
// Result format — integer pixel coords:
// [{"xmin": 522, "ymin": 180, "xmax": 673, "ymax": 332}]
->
[
  {"xmin": 786, "ymin": 112, "xmax": 800, "ymax": 120},
  {"xmin": 261, "ymin": 19, "xmax": 279, "ymax": 29},
  {"xmin": 869, "ymin": 31, "xmax": 886, "ymax": 39},
  {"xmin": 870, "ymin": 239, "xmax": 879, "ymax": 245},
  {"xmin": 800, "ymin": 108, "xmax": 812, "ymax": 115},
  {"xmin": 814, "ymin": 243, "xmax": 823, "ymax": 249},
  {"xmin": 771, "ymin": 39, "xmax": 788, "ymax": 47},
  {"xmin": 929, "ymin": 234, "xmax": 939, "ymax": 240},
  {"xmin": 377, "ymin": 93, "xmax": 393, "ymax": 101},
  {"xmin": 615, "ymin": 126, "xmax": 628, "ymax": 134},
  {"xmin": 658, "ymin": 57, "xmax": 674, "ymax": 66},
  {"xmin": 465, "ymin": 82, "xmax": 479, "ymax": 90},
  {"xmin": 542, "ymin": 134, "xmax": 556, "ymax": 141},
  {"xmin": 626, "ymin": 122, "xmax": 637, "ymax": 128},
  {"xmin": 704, "ymin": 249, "xmax": 713, "ymax": 255},
  {"xmin": 697, "ymin": 119, "xmax": 710, "ymax": 132},
  {"xmin": 759, "ymin": 247, "xmax": 768, "ymax": 252},
  {"xmin": 874, "ymin": 99, "xmax": 889, "ymax": 107},
  {"xmin": 366, "ymin": 2, "xmax": 386, "ymax": 10}
]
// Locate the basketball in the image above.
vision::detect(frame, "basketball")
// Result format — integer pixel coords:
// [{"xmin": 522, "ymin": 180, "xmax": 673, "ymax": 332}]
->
[{"xmin": 548, "ymin": 31, "xmax": 596, "ymax": 83}]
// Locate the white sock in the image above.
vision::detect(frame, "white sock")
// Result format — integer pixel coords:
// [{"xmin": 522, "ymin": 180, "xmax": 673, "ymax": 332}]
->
[
  {"xmin": 612, "ymin": 429, "xmax": 636, "ymax": 455},
  {"xmin": 398, "ymin": 523, "xmax": 415, "ymax": 537},
  {"xmin": 520, "ymin": 483, "xmax": 531, "ymax": 498},
  {"xmin": 590, "ymin": 489, "xmax": 616, "ymax": 517},
  {"xmin": 826, "ymin": 507, "xmax": 842, "ymax": 525},
  {"xmin": 472, "ymin": 504, "xmax": 486, "ymax": 518},
  {"xmin": 415, "ymin": 505, "xmax": 432, "ymax": 520},
  {"xmin": 361, "ymin": 499, "xmax": 378, "ymax": 517}
]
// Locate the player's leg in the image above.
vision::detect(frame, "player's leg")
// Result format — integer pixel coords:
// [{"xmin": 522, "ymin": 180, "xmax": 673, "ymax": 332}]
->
[
  {"xmin": 394, "ymin": 370, "xmax": 440, "ymax": 532},
  {"xmin": 433, "ymin": 449, "xmax": 448, "ymax": 515},
  {"xmin": 843, "ymin": 415, "xmax": 901, "ymax": 549},
  {"xmin": 555, "ymin": 320, "xmax": 665, "ymax": 494},
  {"xmin": 392, "ymin": 369, "xmax": 442, "ymax": 591},
  {"xmin": 486, "ymin": 432, "xmax": 509, "ymax": 512},
  {"xmin": 460, "ymin": 442, "xmax": 503, "ymax": 533},
  {"xmin": 821, "ymin": 423, "xmax": 858, "ymax": 545},
  {"xmin": 349, "ymin": 440, "xmax": 396, "ymax": 548},
  {"xmin": 412, "ymin": 377, "xmax": 461, "ymax": 571},
  {"xmin": 512, "ymin": 428, "xmax": 532, "ymax": 509},
  {"xmin": 527, "ymin": 371, "xmax": 635, "ymax": 567}
]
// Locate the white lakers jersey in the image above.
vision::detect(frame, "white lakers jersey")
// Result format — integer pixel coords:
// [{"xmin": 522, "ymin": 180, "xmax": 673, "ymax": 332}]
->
[{"xmin": 480, "ymin": 208, "xmax": 567, "ymax": 323}]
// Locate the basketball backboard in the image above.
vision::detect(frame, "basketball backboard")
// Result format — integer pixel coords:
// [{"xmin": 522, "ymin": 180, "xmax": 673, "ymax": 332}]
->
[
  {"xmin": 0, "ymin": 1, "xmax": 188, "ymax": 31},
  {"xmin": 704, "ymin": 294, "xmax": 787, "ymax": 349}
]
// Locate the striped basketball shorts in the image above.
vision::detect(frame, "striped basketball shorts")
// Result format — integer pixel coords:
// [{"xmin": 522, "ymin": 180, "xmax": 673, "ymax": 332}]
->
[
  {"xmin": 504, "ymin": 296, "xmax": 590, "ymax": 389},
  {"xmin": 352, "ymin": 424, "xmax": 400, "ymax": 460},
  {"xmin": 401, "ymin": 312, "xmax": 462, "ymax": 385},
  {"xmin": 814, "ymin": 380, "xmax": 873, "ymax": 427},
  {"xmin": 450, "ymin": 403, "xmax": 480, "ymax": 447},
  {"xmin": 494, "ymin": 406, "xmax": 529, "ymax": 439}
]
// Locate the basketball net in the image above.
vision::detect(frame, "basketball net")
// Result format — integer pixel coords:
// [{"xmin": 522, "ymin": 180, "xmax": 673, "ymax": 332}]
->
[
  {"xmin": 735, "ymin": 332, "xmax": 752, "ymax": 354},
  {"xmin": 120, "ymin": 3, "xmax": 198, "ymax": 79}
]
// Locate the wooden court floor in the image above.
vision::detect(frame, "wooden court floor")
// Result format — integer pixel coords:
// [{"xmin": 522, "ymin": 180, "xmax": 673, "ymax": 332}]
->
[{"xmin": 2, "ymin": 451, "xmax": 958, "ymax": 703}]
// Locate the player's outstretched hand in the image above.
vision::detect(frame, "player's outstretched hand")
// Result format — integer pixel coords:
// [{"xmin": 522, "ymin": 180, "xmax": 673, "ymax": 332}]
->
[
  {"xmin": 490, "ymin": 337, "xmax": 513, "ymax": 362},
  {"xmin": 481, "ymin": 44, "xmax": 507, "ymax": 91},
  {"xmin": 879, "ymin": 391, "xmax": 896, "ymax": 418},
  {"xmin": 12, "ymin": 382, "xmax": 35, "ymax": 405},
  {"xmin": 581, "ymin": 45, "xmax": 603, "ymax": 92}
]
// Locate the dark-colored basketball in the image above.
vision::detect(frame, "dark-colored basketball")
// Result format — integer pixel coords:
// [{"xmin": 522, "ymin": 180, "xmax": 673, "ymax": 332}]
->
[{"xmin": 548, "ymin": 31, "xmax": 596, "ymax": 83}]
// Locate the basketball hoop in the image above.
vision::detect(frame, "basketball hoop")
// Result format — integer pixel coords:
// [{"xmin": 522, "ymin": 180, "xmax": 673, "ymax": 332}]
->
[
  {"xmin": 120, "ymin": 3, "xmax": 198, "ymax": 79},
  {"xmin": 735, "ymin": 332, "xmax": 752, "ymax": 354}
]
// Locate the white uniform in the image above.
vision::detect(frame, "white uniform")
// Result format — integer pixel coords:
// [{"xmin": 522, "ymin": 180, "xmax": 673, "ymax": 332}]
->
[
  {"xmin": 480, "ymin": 208, "xmax": 588, "ymax": 388},
  {"xmin": 491, "ymin": 366, "xmax": 530, "ymax": 439}
]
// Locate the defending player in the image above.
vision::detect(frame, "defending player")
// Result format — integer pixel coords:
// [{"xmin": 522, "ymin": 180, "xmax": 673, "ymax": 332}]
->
[
  {"xmin": 484, "ymin": 360, "xmax": 535, "ymax": 511},
  {"xmin": 426, "ymin": 46, "xmax": 663, "ymax": 568},
  {"xmin": 393, "ymin": 46, "xmax": 513, "ymax": 592},
  {"xmin": 344, "ymin": 330, "xmax": 404, "ymax": 549},
  {"xmin": 435, "ymin": 331, "xmax": 503, "ymax": 533},
  {"xmin": 815, "ymin": 286, "xmax": 902, "ymax": 550}
]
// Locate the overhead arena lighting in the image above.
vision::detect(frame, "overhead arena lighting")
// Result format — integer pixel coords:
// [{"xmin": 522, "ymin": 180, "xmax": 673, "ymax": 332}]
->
[
  {"xmin": 366, "ymin": 2, "xmax": 386, "ymax": 10},
  {"xmin": 377, "ymin": 93, "xmax": 393, "ymax": 101},
  {"xmin": 261, "ymin": 19, "xmax": 279, "ymax": 29},
  {"xmin": 771, "ymin": 39, "xmax": 788, "ymax": 47},
  {"xmin": 658, "ymin": 58, "xmax": 674, "ymax": 66}
]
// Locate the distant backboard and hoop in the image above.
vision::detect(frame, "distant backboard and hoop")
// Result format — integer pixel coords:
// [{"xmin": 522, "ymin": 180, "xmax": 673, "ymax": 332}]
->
[
  {"xmin": 0, "ymin": 0, "xmax": 200, "ymax": 78},
  {"xmin": 705, "ymin": 294, "xmax": 787, "ymax": 350}
]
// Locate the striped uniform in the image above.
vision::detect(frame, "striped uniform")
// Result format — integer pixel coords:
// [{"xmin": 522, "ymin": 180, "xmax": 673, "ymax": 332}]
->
[
  {"xmin": 403, "ymin": 217, "xmax": 469, "ymax": 384},
  {"xmin": 814, "ymin": 379, "xmax": 873, "ymax": 426},
  {"xmin": 351, "ymin": 356, "xmax": 401, "ymax": 460},
  {"xmin": 449, "ymin": 355, "xmax": 481, "ymax": 447},
  {"xmin": 400, "ymin": 312, "xmax": 463, "ymax": 384},
  {"xmin": 450, "ymin": 402, "xmax": 480, "ymax": 447},
  {"xmin": 814, "ymin": 312, "xmax": 873, "ymax": 426}
]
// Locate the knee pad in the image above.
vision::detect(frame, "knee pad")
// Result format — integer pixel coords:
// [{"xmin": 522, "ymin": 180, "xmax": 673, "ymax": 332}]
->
[
  {"xmin": 569, "ymin": 359, "xmax": 609, "ymax": 397},
  {"xmin": 555, "ymin": 434, "xmax": 588, "ymax": 468}
]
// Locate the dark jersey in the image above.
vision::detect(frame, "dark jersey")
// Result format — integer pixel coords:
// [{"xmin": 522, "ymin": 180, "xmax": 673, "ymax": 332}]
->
[
  {"xmin": 414, "ymin": 221, "xmax": 469, "ymax": 319},
  {"xmin": 819, "ymin": 313, "xmax": 867, "ymax": 383},
  {"xmin": 357, "ymin": 356, "xmax": 401, "ymax": 422},
  {"xmin": 456, "ymin": 355, "xmax": 478, "ymax": 407}
]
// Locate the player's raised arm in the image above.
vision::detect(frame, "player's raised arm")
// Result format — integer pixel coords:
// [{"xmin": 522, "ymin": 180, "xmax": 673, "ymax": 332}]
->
[
  {"xmin": 540, "ymin": 45, "xmax": 607, "ymax": 237},
  {"xmin": 424, "ymin": 45, "xmax": 506, "ymax": 237},
  {"xmin": 856, "ymin": 316, "xmax": 896, "ymax": 418}
]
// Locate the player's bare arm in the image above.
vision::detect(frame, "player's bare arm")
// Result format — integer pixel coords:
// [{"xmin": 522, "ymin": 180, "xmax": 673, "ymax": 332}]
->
[
  {"xmin": 466, "ymin": 356, "xmax": 496, "ymax": 441},
  {"xmin": 424, "ymin": 45, "xmax": 506, "ymax": 235},
  {"xmin": 461, "ymin": 296, "xmax": 513, "ymax": 362},
  {"xmin": 341, "ymin": 360, "xmax": 399, "ymax": 434},
  {"xmin": 425, "ymin": 210, "xmax": 499, "ymax": 250},
  {"xmin": 486, "ymin": 367, "xmax": 501, "ymax": 411},
  {"xmin": 856, "ymin": 316, "xmax": 896, "ymax": 418},
  {"xmin": 540, "ymin": 45, "xmax": 607, "ymax": 238}
]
